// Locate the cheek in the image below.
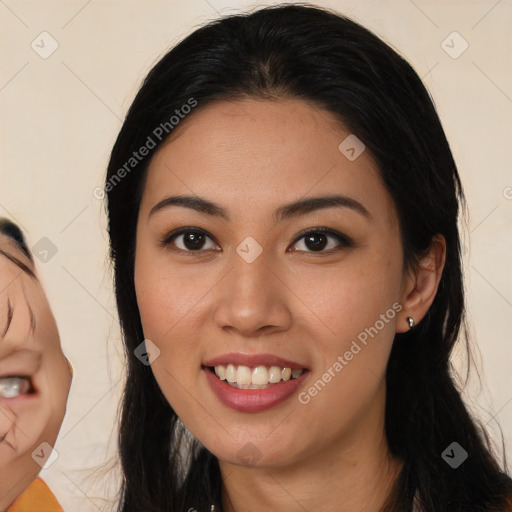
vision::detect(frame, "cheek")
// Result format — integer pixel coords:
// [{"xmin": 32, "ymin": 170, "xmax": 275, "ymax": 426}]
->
[
  {"xmin": 135, "ymin": 265, "xmax": 203, "ymax": 342},
  {"xmin": 134, "ymin": 228, "xmax": 227, "ymax": 339},
  {"xmin": 293, "ymin": 272, "xmax": 399, "ymax": 442},
  {"xmin": 293, "ymin": 255, "xmax": 402, "ymax": 410},
  {"xmin": 134, "ymin": 252, "xmax": 207, "ymax": 386},
  {"xmin": 297, "ymin": 254, "xmax": 401, "ymax": 340},
  {"xmin": 44, "ymin": 353, "xmax": 71, "ymax": 413}
]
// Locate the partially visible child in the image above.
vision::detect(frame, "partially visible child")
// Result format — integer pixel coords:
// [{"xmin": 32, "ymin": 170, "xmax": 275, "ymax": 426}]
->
[{"xmin": 0, "ymin": 218, "xmax": 72, "ymax": 511}]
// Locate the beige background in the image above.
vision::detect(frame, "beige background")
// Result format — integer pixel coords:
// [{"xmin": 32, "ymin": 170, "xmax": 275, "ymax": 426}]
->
[{"xmin": 1, "ymin": 0, "xmax": 511, "ymax": 510}]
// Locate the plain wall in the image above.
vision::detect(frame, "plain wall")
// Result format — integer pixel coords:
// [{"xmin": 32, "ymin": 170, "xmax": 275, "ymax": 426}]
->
[{"xmin": 1, "ymin": 1, "xmax": 511, "ymax": 509}]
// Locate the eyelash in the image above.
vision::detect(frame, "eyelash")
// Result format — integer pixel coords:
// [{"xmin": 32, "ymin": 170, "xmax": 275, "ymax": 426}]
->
[{"xmin": 160, "ymin": 226, "xmax": 353, "ymax": 255}]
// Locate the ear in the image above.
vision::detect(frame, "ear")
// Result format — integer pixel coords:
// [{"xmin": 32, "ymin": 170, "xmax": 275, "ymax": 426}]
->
[{"xmin": 396, "ymin": 234, "xmax": 446, "ymax": 333}]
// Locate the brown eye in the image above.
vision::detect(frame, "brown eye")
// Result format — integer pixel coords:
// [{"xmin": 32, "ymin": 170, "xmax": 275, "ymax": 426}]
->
[
  {"xmin": 290, "ymin": 228, "xmax": 353, "ymax": 253},
  {"xmin": 161, "ymin": 226, "xmax": 352, "ymax": 255},
  {"xmin": 162, "ymin": 228, "xmax": 219, "ymax": 252}
]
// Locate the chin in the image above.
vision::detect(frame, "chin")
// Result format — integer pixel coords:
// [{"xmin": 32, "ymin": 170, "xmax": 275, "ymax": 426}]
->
[{"xmin": 200, "ymin": 432, "xmax": 301, "ymax": 469}]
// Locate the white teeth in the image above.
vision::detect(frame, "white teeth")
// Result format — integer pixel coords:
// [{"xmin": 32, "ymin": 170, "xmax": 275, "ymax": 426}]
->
[
  {"xmin": 0, "ymin": 377, "xmax": 31, "ymax": 398},
  {"xmin": 251, "ymin": 366, "xmax": 269, "ymax": 386},
  {"xmin": 268, "ymin": 366, "xmax": 282, "ymax": 383},
  {"xmin": 236, "ymin": 365, "xmax": 252, "ymax": 385},
  {"xmin": 225, "ymin": 364, "xmax": 236, "ymax": 383},
  {"xmin": 211, "ymin": 364, "xmax": 305, "ymax": 388},
  {"xmin": 281, "ymin": 368, "xmax": 292, "ymax": 381},
  {"xmin": 216, "ymin": 365, "xmax": 225, "ymax": 380}
]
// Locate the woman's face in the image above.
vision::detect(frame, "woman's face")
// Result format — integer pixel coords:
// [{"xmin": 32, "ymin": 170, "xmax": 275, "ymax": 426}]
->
[
  {"xmin": 134, "ymin": 98, "xmax": 417, "ymax": 468},
  {"xmin": 0, "ymin": 226, "xmax": 71, "ymax": 508}
]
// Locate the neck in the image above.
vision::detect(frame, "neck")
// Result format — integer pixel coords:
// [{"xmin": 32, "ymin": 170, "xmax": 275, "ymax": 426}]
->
[{"xmin": 218, "ymin": 386, "xmax": 403, "ymax": 512}]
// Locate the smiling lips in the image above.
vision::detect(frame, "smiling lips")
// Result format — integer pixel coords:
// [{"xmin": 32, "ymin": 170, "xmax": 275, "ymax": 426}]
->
[
  {"xmin": 0, "ymin": 350, "xmax": 41, "ymax": 399},
  {"xmin": 0, "ymin": 377, "xmax": 32, "ymax": 398},
  {"xmin": 213, "ymin": 364, "xmax": 304, "ymax": 388},
  {"xmin": 202, "ymin": 352, "xmax": 310, "ymax": 412},
  {"xmin": 203, "ymin": 352, "xmax": 308, "ymax": 387}
]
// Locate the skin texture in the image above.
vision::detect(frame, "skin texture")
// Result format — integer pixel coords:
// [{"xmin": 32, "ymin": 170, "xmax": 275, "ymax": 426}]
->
[
  {"xmin": 0, "ymin": 230, "xmax": 71, "ymax": 511},
  {"xmin": 134, "ymin": 98, "xmax": 446, "ymax": 512}
]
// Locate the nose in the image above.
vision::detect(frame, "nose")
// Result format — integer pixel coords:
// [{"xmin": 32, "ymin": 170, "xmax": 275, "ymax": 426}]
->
[{"xmin": 212, "ymin": 249, "xmax": 293, "ymax": 337}]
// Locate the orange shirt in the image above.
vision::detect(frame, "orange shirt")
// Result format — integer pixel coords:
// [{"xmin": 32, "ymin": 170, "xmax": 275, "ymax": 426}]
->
[{"xmin": 6, "ymin": 478, "xmax": 63, "ymax": 512}]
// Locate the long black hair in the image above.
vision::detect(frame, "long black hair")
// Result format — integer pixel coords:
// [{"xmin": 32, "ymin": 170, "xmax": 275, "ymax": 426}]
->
[{"xmin": 104, "ymin": 4, "xmax": 512, "ymax": 511}]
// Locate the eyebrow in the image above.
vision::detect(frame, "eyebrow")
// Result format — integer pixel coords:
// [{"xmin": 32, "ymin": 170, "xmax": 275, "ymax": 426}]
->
[
  {"xmin": 2, "ymin": 297, "xmax": 13, "ymax": 337},
  {"xmin": 0, "ymin": 219, "xmax": 33, "ymax": 263},
  {"xmin": 0, "ymin": 249, "xmax": 37, "ymax": 280},
  {"xmin": 149, "ymin": 194, "xmax": 372, "ymax": 223},
  {"xmin": 0, "ymin": 252, "xmax": 37, "ymax": 338},
  {"xmin": 0, "ymin": 299, "xmax": 35, "ymax": 337}
]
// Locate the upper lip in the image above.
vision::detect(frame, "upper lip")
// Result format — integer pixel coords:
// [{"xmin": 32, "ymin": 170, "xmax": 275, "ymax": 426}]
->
[
  {"xmin": 202, "ymin": 352, "xmax": 308, "ymax": 370},
  {"xmin": 0, "ymin": 350, "xmax": 42, "ymax": 381}
]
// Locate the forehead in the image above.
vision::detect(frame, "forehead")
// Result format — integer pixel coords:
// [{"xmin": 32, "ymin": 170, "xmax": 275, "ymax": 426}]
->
[{"xmin": 142, "ymin": 98, "xmax": 397, "ymax": 228}]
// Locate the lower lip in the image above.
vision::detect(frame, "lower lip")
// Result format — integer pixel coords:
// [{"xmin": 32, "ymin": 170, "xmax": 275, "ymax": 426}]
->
[
  {"xmin": 203, "ymin": 367, "xmax": 309, "ymax": 413},
  {"xmin": 0, "ymin": 392, "xmax": 39, "ymax": 409},
  {"xmin": 0, "ymin": 379, "xmax": 38, "ymax": 405}
]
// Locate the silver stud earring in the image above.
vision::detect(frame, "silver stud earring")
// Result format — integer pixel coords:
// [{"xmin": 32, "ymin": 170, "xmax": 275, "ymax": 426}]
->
[{"xmin": 407, "ymin": 316, "xmax": 415, "ymax": 329}]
